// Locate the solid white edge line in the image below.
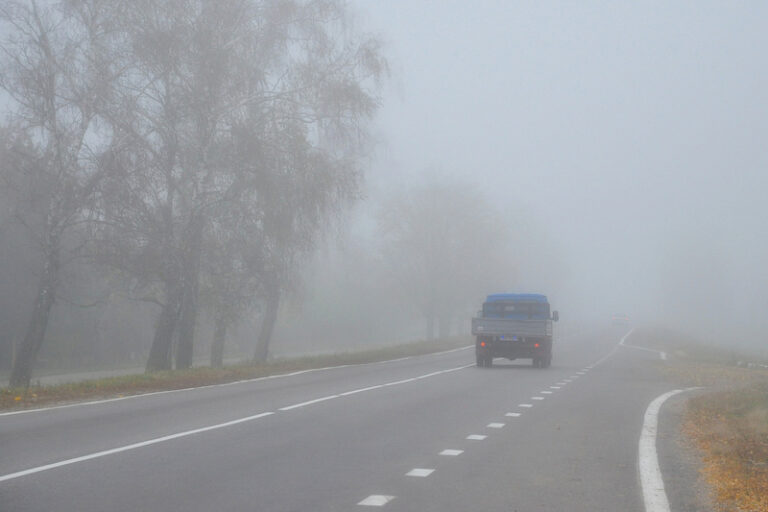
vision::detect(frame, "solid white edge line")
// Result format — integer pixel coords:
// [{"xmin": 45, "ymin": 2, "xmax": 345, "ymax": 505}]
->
[
  {"xmin": 383, "ymin": 378, "xmax": 417, "ymax": 386},
  {"xmin": 279, "ymin": 395, "xmax": 339, "ymax": 411},
  {"xmin": 1, "ymin": 362, "xmax": 476, "ymax": 481},
  {"xmin": 1, "ymin": 345, "xmax": 475, "ymax": 417},
  {"xmin": 339, "ymin": 385, "xmax": 384, "ymax": 396},
  {"xmin": 639, "ymin": 388, "xmax": 701, "ymax": 512},
  {"xmin": 0, "ymin": 412, "xmax": 274, "ymax": 483}
]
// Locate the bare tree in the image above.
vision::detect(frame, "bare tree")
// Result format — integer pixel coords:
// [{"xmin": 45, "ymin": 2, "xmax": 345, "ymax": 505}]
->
[
  {"xmin": 378, "ymin": 179, "xmax": 514, "ymax": 340},
  {"xmin": 97, "ymin": 0, "xmax": 385, "ymax": 370},
  {"xmin": 0, "ymin": 0, "xmax": 125, "ymax": 387}
]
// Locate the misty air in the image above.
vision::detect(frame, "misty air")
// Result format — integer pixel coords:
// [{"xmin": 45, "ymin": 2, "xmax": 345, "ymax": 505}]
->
[{"xmin": 1, "ymin": 2, "xmax": 766, "ymax": 511}]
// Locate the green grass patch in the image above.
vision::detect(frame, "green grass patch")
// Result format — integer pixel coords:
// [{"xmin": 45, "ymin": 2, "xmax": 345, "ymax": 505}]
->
[{"xmin": 0, "ymin": 336, "xmax": 471, "ymax": 411}]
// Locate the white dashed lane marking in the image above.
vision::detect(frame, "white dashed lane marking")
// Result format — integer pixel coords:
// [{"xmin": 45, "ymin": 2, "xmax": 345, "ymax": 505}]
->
[
  {"xmin": 505, "ymin": 412, "xmax": 521, "ymax": 417},
  {"xmin": 532, "ymin": 396, "xmax": 544, "ymax": 400},
  {"xmin": 439, "ymin": 449, "xmax": 463, "ymax": 456},
  {"xmin": 519, "ymin": 403, "xmax": 533, "ymax": 408},
  {"xmin": 487, "ymin": 422, "xmax": 505, "ymax": 428},
  {"xmin": 550, "ymin": 386, "xmax": 561, "ymax": 389},
  {"xmin": 406, "ymin": 468, "xmax": 434, "ymax": 477},
  {"xmin": 0, "ymin": 363, "xmax": 475, "ymax": 483},
  {"xmin": 358, "ymin": 495, "xmax": 396, "ymax": 506},
  {"xmin": 466, "ymin": 434, "xmax": 487, "ymax": 440},
  {"xmin": 541, "ymin": 391, "xmax": 553, "ymax": 394}
]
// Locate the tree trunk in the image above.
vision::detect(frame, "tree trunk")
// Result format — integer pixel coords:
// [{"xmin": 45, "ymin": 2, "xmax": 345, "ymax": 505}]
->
[
  {"xmin": 9, "ymin": 254, "xmax": 59, "ymax": 388},
  {"xmin": 211, "ymin": 317, "xmax": 227, "ymax": 368},
  {"xmin": 145, "ymin": 288, "xmax": 180, "ymax": 372},
  {"xmin": 425, "ymin": 313, "xmax": 435, "ymax": 341},
  {"xmin": 438, "ymin": 314, "xmax": 450, "ymax": 339},
  {"xmin": 254, "ymin": 277, "xmax": 280, "ymax": 363},
  {"xmin": 210, "ymin": 316, "xmax": 227, "ymax": 368},
  {"xmin": 175, "ymin": 215, "xmax": 204, "ymax": 370},
  {"xmin": 174, "ymin": 279, "xmax": 198, "ymax": 369}
]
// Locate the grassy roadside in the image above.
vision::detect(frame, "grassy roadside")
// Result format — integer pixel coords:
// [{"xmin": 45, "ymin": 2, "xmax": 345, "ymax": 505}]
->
[
  {"xmin": 0, "ymin": 336, "xmax": 471, "ymax": 412},
  {"xmin": 639, "ymin": 328, "xmax": 768, "ymax": 512}
]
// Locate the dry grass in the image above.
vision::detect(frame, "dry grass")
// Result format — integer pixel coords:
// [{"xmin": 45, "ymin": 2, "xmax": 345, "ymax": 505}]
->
[
  {"xmin": 641, "ymin": 328, "xmax": 768, "ymax": 512},
  {"xmin": 685, "ymin": 384, "xmax": 768, "ymax": 512},
  {"xmin": 0, "ymin": 336, "xmax": 470, "ymax": 411}
]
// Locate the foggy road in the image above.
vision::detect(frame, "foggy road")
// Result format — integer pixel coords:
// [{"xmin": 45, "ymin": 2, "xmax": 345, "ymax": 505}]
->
[{"xmin": 0, "ymin": 328, "xmax": 694, "ymax": 512}]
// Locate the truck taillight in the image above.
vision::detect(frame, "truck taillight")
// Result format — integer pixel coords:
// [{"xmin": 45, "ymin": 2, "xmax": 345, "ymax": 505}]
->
[
  {"xmin": 534, "ymin": 343, "xmax": 540, "ymax": 348},
  {"xmin": 480, "ymin": 341, "xmax": 486, "ymax": 347}
]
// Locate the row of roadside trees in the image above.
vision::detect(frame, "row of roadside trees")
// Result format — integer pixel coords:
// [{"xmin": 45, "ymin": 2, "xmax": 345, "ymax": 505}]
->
[{"xmin": 0, "ymin": 0, "xmax": 385, "ymax": 387}]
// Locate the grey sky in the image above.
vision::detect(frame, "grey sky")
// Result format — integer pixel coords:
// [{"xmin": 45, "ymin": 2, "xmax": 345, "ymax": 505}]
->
[{"xmin": 351, "ymin": 1, "xmax": 768, "ymax": 340}]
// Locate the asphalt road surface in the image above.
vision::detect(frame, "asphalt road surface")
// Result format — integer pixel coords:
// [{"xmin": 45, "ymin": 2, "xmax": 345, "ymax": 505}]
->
[{"xmin": 0, "ymin": 327, "xmax": 700, "ymax": 512}]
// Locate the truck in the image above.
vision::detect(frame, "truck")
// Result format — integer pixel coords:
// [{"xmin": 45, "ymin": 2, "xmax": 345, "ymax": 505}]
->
[{"xmin": 471, "ymin": 293, "xmax": 559, "ymax": 368}]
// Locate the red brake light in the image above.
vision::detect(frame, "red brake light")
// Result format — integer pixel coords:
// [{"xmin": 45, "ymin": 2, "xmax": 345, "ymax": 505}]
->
[
  {"xmin": 480, "ymin": 341, "xmax": 486, "ymax": 347},
  {"xmin": 534, "ymin": 343, "xmax": 540, "ymax": 348}
]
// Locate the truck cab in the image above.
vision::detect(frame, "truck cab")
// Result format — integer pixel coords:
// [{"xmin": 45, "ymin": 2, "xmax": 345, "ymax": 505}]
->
[{"xmin": 472, "ymin": 293, "xmax": 558, "ymax": 368}]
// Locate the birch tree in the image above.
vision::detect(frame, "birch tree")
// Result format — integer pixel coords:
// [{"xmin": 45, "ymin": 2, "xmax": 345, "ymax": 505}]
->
[
  {"xmin": 1, "ymin": 0, "xmax": 125, "ymax": 387},
  {"xmin": 98, "ymin": 0, "xmax": 384, "ymax": 370}
]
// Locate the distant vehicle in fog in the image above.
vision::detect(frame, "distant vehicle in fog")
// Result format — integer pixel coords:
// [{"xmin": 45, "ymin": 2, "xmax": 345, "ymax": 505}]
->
[
  {"xmin": 471, "ymin": 294, "xmax": 559, "ymax": 368},
  {"xmin": 611, "ymin": 313, "xmax": 630, "ymax": 326}
]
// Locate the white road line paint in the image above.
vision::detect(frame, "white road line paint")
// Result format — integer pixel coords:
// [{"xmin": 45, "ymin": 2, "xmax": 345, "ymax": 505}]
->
[
  {"xmin": 339, "ymin": 385, "xmax": 384, "ymax": 396},
  {"xmin": 570, "ymin": 375, "xmax": 579, "ymax": 379},
  {"xmin": 532, "ymin": 396, "xmax": 544, "ymax": 400},
  {"xmin": 561, "ymin": 379, "xmax": 571, "ymax": 383},
  {"xmin": 383, "ymin": 378, "xmax": 417, "ymax": 386},
  {"xmin": 541, "ymin": 390, "xmax": 553, "ymax": 394},
  {"xmin": 406, "ymin": 468, "xmax": 434, "ymax": 477},
  {"xmin": 0, "ymin": 411, "xmax": 274, "ymax": 483},
  {"xmin": 550, "ymin": 386, "xmax": 561, "ymax": 389},
  {"xmin": 487, "ymin": 422, "xmax": 505, "ymax": 428},
  {"xmin": 1, "ymin": 346, "xmax": 475, "ymax": 418},
  {"xmin": 1, "ymin": 362, "xmax": 477, "ymax": 481},
  {"xmin": 466, "ymin": 434, "xmax": 487, "ymax": 440},
  {"xmin": 519, "ymin": 403, "xmax": 533, "ymax": 408},
  {"xmin": 617, "ymin": 327, "xmax": 666, "ymax": 361},
  {"xmin": 639, "ymin": 388, "xmax": 701, "ymax": 512},
  {"xmin": 505, "ymin": 412, "xmax": 521, "ymax": 417},
  {"xmin": 440, "ymin": 449, "xmax": 463, "ymax": 456},
  {"xmin": 279, "ymin": 395, "xmax": 339, "ymax": 411},
  {"xmin": 358, "ymin": 495, "xmax": 395, "ymax": 506}
]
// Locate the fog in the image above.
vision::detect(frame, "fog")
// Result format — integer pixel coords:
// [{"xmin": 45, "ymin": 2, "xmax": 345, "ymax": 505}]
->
[
  {"xmin": 347, "ymin": 1, "xmax": 768, "ymax": 349},
  {"xmin": 1, "ymin": 1, "xmax": 767, "ymax": 383}
]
